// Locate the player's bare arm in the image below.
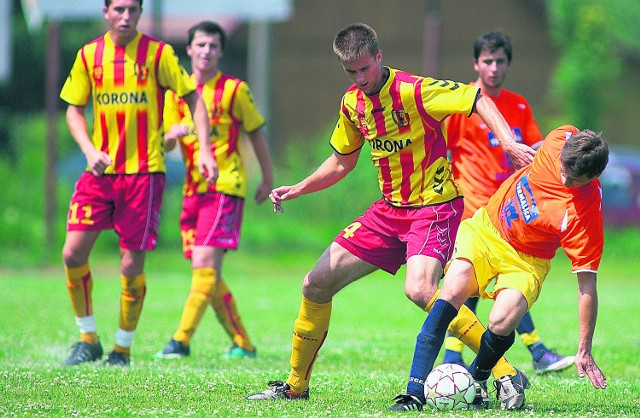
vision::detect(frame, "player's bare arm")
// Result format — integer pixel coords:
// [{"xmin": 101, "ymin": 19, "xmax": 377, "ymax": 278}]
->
[
  {"xmin": 248, "ymin": 129, "xmax": 274, "ymax": 204},
  {"xmin": 66, "ymin": 105, "xmax": 112, "ymax": 176},
  {"xmin": 269, "ymin": 150, "xmax": 360, "ymax": 213},
  {"xmin": 474, "ymin": 94, "xmax": 535, "ymax": 170},
  {"xmin": 575, "ymin": 271, "xmax": 606, "ymax": 389},
  {"xmin": 184, "ymin": 91, "xmax": 218, "ymax": 184},
  {"xmin": 164, "ymin": 124, "xmax": 191, "ymax": 151}
]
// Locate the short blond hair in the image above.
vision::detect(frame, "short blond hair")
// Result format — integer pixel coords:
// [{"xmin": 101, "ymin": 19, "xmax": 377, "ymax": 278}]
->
[{"xmin": 333, "ymin": 23, "xmax": 379, "ymax": 62}]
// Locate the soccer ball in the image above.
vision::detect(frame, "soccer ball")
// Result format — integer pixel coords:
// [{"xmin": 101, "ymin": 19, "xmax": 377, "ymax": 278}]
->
[{"xmin": 424, "ymin": 363, "xmax": 476, "ymax": 410}]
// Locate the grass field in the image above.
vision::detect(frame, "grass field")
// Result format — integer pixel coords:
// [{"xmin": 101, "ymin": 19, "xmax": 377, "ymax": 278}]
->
[{"xmin": 1, "ymin": 246, "xmax": 639, "ymax": 417}]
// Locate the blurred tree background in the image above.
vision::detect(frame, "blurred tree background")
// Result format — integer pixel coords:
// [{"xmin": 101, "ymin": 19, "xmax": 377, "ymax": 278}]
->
[
  {"xmin": 1, "ymin": 0, "xmax": 639, "ymax": 267},
  {"xmin": 546, "ymin": 0, "xmax": 640, "ymax": 131}
]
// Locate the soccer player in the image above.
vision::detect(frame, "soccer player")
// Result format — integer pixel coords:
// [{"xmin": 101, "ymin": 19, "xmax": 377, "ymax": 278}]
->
[
  {"xmin": 155, "ymin": 21, "xmax": 274, "ymax": 360},
  {"xmin": 443, "ymin": 30, "xmax": 574, "ymax": 373},
  {"xmin": 245, "ymin": 23, "xmax": 535, "ymax": 409},
  {"xmin": 60, "ymin": 0, "xmax": 217, "ymax": 367},
  {"xmin": 396, "ymin": 126, "xmax": 608, "ymax": 410}
]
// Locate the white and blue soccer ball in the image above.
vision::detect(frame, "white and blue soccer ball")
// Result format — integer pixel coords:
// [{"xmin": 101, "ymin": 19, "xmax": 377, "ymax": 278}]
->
[{"xmin": 424, "ymin": 363, "xmax": 476, "ymax": 410}]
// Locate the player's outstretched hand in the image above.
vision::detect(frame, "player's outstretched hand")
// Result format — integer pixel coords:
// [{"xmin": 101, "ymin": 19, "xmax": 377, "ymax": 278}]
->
[
  {"xmin": 269, "ymin": 185, "xmax": 297, "ymax": 213},
  {"xmin": 575, "ymin": 352, "xmax": 606, "ymax": 389},
  {"xmin": 505, "ymin": 142, "xmax": 535, "ymax": 170}
]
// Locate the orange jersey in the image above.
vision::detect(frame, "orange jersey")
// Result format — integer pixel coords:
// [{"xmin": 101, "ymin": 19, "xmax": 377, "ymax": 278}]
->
[
  {"xmin": 330, "ymin": 68, "xmax": 479, "ymax": 208},
  {"xmin": 60, "ymin": 32, "xmax": 196, "ymax": 174},
  {"xmin": 487, "ymin": 125, "xmax": 604, "ymax": 272},
  {"xmin": 164, "ymin": 71, "xmax": 265, "ymax": 197},
  {"xmin": 446, "ymin": 84, "xmax": 542, "ymax": 218}
]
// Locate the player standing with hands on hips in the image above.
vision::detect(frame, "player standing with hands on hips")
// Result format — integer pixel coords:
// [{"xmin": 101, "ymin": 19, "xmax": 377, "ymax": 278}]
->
[
  {"xmin": 156, "ymin": 21, "xmax": 274, "ymax": 361},
  {"xmin": 59, "ymin": 0, "xmax": 216, "ymax": 367},
  {"xmin": 443, "ymin": 30, "xmax": 574, "ymax": 374},
  {"xmin": 245, "ymin": 23, "xmax": 534, "ymax": 408}
]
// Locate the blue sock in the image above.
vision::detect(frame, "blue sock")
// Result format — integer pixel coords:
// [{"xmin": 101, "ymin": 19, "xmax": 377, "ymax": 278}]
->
[
  {"xmin": 528, "ymin": 341, "xmax": 549, "ymax": 361},
  {"xmin": 515, "ymin": 311, "xmax": 535, "ymax": 334},
  {"xmin": 516, "ymin": 312, "xmax": 549, "ymax": 360},
  {"xmin": 469, "ymin": 329, "xmax": 515, "ymax": 382},
  {"xmin": 406, "ymin": 299, "xmax": 458, "ymax": 399}
]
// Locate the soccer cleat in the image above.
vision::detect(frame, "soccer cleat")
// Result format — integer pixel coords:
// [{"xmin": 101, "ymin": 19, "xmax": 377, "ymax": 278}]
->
[
  {"xmin": 494, "ymin": 369, "xmax": 530, "ymax": 410},
  {"xmin": 387, "ymin": 394, "xmax": 425, "ymax": 412},
  {"xmin": 469, "ymin": 380, "xmax": 489, "ymax": 410},
  {"xmin": 103, "ymin": 350, "xmax": 130, "ymax": 367},
  {"xmin": 64, "ymin": 340, "xmax": 103, "ymax": 365},
  {"xmin": 222, "ymin": 344, "xmax": 257, "ymax": 360},
  {"xmin": 533, "ymin": 350, "xmax": 575, "ymax": 374},
  {"xmin": 245, "ymin": 380, "xmax": 309, "ymax": 400},
  {"xmin": 155, "ymin": 339, "xmax": 190, "ymax": 359}
]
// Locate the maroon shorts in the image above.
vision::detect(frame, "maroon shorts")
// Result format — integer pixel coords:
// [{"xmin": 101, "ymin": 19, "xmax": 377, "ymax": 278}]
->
[
  {"xmin": 334, "ymin": 198, "xmax": 463, "ymax": 274},
  {"xmin": 67, "ymin": 172, "xmax": 165, "ymax": 251},
  {"xmin": 179, "ymin": 192, "xmax": 245, "ymax": 259}
]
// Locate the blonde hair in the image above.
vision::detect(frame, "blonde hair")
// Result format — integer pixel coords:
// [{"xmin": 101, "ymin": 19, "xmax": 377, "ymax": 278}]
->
[{"xmin": 333, "ymin": 23, "xmax": 379, "ymax": 62}]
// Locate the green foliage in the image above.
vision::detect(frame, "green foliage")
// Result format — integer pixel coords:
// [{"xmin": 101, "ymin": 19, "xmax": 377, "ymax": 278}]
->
[{"xmin": 546, "ymin": 0, "xmax": 640, "ymax": 130}]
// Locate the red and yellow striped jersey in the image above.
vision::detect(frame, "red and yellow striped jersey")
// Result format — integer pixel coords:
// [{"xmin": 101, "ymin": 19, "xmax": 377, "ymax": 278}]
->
[
  {"xmin": 330, "ymin": 68, "xmax": 479, "ymax": 207},
  {"xmin": 446, "ymin": 84, "xmax": 542, "ymax": 219},
  {"xmin": 60, "ymin": 31, "xmax": 196, "ymax": 174},
  {"xmin": 487, "ymin": 125, "xmax": 604, "ymax": 271},
  {"xmin": 164, "ymin": 71, "xmax": 265, "ymax": 197}
]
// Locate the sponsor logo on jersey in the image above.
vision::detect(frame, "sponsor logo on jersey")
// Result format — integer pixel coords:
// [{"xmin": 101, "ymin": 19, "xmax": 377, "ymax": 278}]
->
[
  {"xmin": 488, "ymin": 127, "xmax": 523, "ymax": 147},
  {"xmin": 369, "ymin": 137, "xmax": 413, "ymax": 152},
  {"xmin": 96, "ymin": 91, "xmax": 149, "ymax": 105},
  {"xmin": 515, "ymin": 175, "xmax": 539, "ymax": 224}
]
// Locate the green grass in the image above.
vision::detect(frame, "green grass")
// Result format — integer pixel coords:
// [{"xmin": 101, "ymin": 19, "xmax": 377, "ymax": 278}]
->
[{"xmin": 1, "ymin": 246, "xmax": 639, "ymax": 417}]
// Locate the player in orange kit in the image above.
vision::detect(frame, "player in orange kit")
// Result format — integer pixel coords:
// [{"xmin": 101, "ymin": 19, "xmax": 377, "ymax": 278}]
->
[
  {"xmin": 59, "ymin": 0, "xmax": 216, "ymax": 367},
  {"xmin": 444, "ymin": 30, "xmax": 573, "ymax": 373},
  {"xmin": 397, "ymin": 125, "xmax": 608, "ymax": 410}
]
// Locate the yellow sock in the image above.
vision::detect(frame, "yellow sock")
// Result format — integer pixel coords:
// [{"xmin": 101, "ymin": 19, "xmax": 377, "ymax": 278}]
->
[
  {"xmin": 119, "ymin": 273, "xmax": 146, "ymax": 332},
  {"xmin": 287, "ymin": 296, "xmax": 331, "ymax": 393},
  {"xmin": 173, "ymin": 267, "xmax": 217, "ymax": 344},
  {"xmin": 444, "ymin": 335, "xmax": 465, "ymax": 353},
  {"xmin": 65, "ymin": 264, "xmax": 93, "ymax": 318},
  {"xmin": 211, "ymin": 278, "xmax": 254, "ymax": 351},
  {"xmin": 519, "ymin": 330, "xmax": 541, "ymax": 347},
  {"xmin": 446, "ymin": 304, "xmax": 517, "ymax": 379}
]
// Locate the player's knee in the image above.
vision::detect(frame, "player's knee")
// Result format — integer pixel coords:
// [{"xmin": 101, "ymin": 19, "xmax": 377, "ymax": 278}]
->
[
  {"xmin": 404, "ymin": 280, "xmax": 438, "ymax": 308},
  {"xmin": 302, "ymin": 271, "xmax": 334, "ymax": 302},
  {"xmin": 62, "ymin": 245, "xmax": 85, "ymax": 267}
]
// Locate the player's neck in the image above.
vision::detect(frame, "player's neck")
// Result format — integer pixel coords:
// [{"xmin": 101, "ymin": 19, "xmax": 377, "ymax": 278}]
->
[
  {"xmin": 194, "ymin": 67, "xmax": 219, "ymax": 85},
  {"xmin": 110, "ymin": 30, "xmax": 138, "ymax": 47}
]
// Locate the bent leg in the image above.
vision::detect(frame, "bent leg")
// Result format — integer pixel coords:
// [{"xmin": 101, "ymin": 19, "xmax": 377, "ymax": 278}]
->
[{"xmin": 287, "ymin": 242, "xmax": 377, "ymax": 393}]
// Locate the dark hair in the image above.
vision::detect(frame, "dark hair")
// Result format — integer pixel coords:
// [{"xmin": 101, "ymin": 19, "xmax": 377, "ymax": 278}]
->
[
  {"xmin": 105, "ymin": 0, "xmax": 143, "ymax": 7},
  {"xmin": 561, "ymin": 129, "xmax": 609, "ymax": 179},
  {"xmin": 474, "ymin": 30, "xmax": 512, "ymax": 63},
  {"xmin": 187, "ymin": 21, "xmax": 227, "ymax": 50},
  {"xmin": 333, "ymin": 23, "xmax": 380, "ymax": 62}
]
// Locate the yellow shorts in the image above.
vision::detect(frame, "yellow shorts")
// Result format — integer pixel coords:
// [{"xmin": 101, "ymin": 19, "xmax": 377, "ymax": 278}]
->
[{"xmin": 447, "ymin": 207, "xmax": 551, "ymax": 310}]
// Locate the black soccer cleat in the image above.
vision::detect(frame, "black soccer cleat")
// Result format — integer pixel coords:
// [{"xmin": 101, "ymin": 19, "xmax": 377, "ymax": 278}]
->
[{"xmin": 64, "ymin": 340, "xmax": 103, "ymax": 366}]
